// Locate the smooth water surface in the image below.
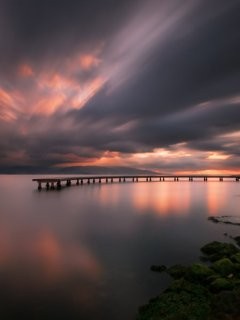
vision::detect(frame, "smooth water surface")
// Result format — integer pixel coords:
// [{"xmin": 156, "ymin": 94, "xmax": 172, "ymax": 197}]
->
[{"xmin": 0, "ymin": 175, "xmax": 240, "ymax": 319}]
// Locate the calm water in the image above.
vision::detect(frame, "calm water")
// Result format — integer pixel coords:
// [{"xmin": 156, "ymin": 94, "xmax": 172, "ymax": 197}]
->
[{"xmin": 0, "ymin": 175, "xmax": 240, "ymax": 319}]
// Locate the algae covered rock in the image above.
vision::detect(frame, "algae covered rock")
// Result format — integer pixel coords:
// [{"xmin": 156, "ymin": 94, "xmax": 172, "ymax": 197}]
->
[
  {"xmin": 166, "ymin": 264, "xmax": 188, "ymax": 280},
  {"xmin": 230, "ymin": 252, "xmax": 240, "ymax": 264},
  {"xmin": 212, "ymin": 258, "xmax": 235, "ymax": 276},
  {"xmin": 201, "ymin": 241, "xmax": 239, "ymax": 261},
  {"xmin": 137, "ymin": 279, "xmax": 211, "ymax": 320},
  {"xmin": 234, "ymin": 236, "xmax": 240, "ymax": 247},
  {"xmin": 137, "ymin": 236, "xmax": 240, "ymax": 320},
  {"xmin": 187, "ymin": 263, "xmax": 214, "ymax": 283},
  {"xmin": 210, "ymin": 289, "xmax": 240, "ymax": 318},
  {"xmin": 210, "ymin": 278, "xmax": 234, "ymax": 291}
]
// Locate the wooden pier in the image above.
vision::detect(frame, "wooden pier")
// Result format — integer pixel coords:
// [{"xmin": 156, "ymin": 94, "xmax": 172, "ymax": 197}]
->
[{"xmin": 33, "ymin": 175, "xmax": 240, "ymax": 191}]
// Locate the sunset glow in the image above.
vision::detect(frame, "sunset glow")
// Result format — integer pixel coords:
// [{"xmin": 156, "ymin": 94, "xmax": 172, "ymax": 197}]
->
[{"xmin": 0, "ymin": 0, "xmax": 239, "ymax": 174}]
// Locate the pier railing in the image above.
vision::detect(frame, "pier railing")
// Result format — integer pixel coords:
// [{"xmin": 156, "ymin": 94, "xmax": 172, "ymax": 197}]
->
[{"xmin": 32, "ymin": 175, "xmax": 240, "ymax": 191}]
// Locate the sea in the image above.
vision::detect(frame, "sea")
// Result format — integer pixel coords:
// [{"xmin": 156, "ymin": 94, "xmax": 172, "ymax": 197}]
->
[{"xmin": 0, "ymin": 175, "xmax": 240, "ymax": 319}]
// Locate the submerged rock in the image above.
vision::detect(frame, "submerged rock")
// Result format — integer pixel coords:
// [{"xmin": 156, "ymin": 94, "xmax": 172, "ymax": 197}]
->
[
  {"xmin": 208, "ymin": 215, "xmax": 240, "ymax": 226},
  {"xmin": 208, "ymin": 216, "xmax": 220, "ymax": 223}
]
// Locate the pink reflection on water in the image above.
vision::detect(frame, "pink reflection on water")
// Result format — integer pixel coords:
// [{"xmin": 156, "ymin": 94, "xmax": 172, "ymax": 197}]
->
[
  {"xmin": 206, "ymin": 182, "xmax": 229, "ymax": 216},
  {"xmin": 0, "ymin": 223, "xmax": 102, "ymax": 292},
  {"xmin": 132, "ymin": 182, "xmax": 191, "ymax": 216}
]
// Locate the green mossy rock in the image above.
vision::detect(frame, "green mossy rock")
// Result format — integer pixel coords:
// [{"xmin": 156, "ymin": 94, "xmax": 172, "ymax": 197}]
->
[
  {"xmin": 166, "ymin": 264, "xmax": 188, "ymax": 279},
  {"xmin": 210, "ymin": 289, "xmax": 240, "ymax": 318},
  {"xmin": 230, "ymin": 253, "xmax": 240, "ymax": 264},
  {"xmin": 234, "ymin": 263, "xmax": 240, "ymax": 273},
  {"xmin": 212, "ymin": 258, "xmax": 235, "ymax": 276},
  {"xmin": 137, "ymin": 279, "xmax": 211, "ymax": 320},
  {"xmin": 210, "ymin": 278, "xmax": 234, "ymax": 291},
  {"xmin": 137, "ymin": 237, "xmax": 240, "ymax": 320},
  {"xmin": 187, "ymin": 263, "xmax": 214, "ymax": 283},
  {"xmin": 201, "ymin": 241, "xmax": 239, "ymax": 262},
  {"xmin": 234, "ymin": 236, "xmax": 240, "ymax": 246}
]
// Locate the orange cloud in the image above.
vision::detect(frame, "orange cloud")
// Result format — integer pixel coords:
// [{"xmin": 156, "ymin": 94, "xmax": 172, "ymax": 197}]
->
[
  {"xmin": 79, "ymin": 54, "xmax": 101, "ymax": 70},
  {"xmin": 71, "ymin": 76, "xmax": 105, "ymax": 109},
  {"xmin": 18, "ymin": 64, "xmax": 34, "ymax": 77},
  {"xmin": 207, "ymin": 152, "xmax": 230, "ymax": 160},
  {"xmin": 0, "ymin": 87, "xmax": 23, "ymax": 122},
  {"xmin": 33, "ymin": 94, "xmax": 66, "ymax": 115}
]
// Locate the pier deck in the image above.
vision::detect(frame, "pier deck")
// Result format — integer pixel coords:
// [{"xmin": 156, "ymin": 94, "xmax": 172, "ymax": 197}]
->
[{"xmin": 33, "ymin": 175, "xmax": 240, "ymax": 190}]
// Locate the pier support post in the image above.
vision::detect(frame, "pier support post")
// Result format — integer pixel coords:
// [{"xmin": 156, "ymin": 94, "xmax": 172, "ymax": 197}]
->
[
  {"xmin": 136, "ymin": 177, "xmax": 138, "ymax": 182},
  {"xmin": 119, "ymin": 178, "xmax": 121, "ymax": 182},
  {"xmin": 50, "ymin": 182, "xmax": 55, "ymax": 190},
  {"xmin": 57, "ymin": 180, "xmax": 61, "ymax": 190},
  {"xmin": 46, "ymin": 182, "xmax": 50, "ymax": 190},
  {"xmin": 123, "ymin": 177, "xmax": 126, "ymax": 182},
  {"xmin": 81, "ymin": 179, "xmax": 83, "ymax": 185},
  {"xmin": 219, "ymin": 177, "xmax": 223, "ymax": 182},
  {"xmin": 146, "ymin": 177, "xmax": 148, "ymax": 182},
  {"xmin": 38, "ymin": 182, "xmax": 42, "ymax": 191},
  {"xmin": 150, "ymin": 177, "xmax": 152, "ymax": 182},
  {"xmin": 111, "ymin": 178, "xmax": 113, "ymax": 183},
  {"xmin": 76, "ymin": 179, "xmax": 79, "ymax": 185},
  {"xmin": 87, "ymin": 179, "xmax": 90, "ymax": 184},
  {"xmin": 93, "ymin": 178, "xmax": 95, "ymax": 183},
  {"xmin": 99, "ymin": 178, "xmax": 101, "ymax": 183},
  {"xmin": 106, "ymin": 178, "xmax": 108, "ymax": 183},
  {"xmin": 133, "ymin": 177, "xmax": 134, "ymax": 182}
]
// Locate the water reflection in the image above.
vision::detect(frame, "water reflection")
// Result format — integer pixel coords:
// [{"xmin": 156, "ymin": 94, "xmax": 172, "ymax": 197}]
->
[
  {"xmin": 206, "ymin": 182, "xmax": 229, "ymax": 215},
  {"xmin": 132, "ymin": 182, "xmax": 191, "ymax": 215},
  {"xmin": 0, "ymin": 176, "xmax": 240, "ymax": 319}
]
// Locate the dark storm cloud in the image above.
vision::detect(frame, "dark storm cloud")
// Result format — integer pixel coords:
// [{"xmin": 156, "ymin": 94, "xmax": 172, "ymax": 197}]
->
[
  {"xmin": 0, "ymin": 0, "xmax": 138, "ymax": 75},
  {"xmin": 0, "ymin": 0, "xmax": 240, "ymax": 172}
]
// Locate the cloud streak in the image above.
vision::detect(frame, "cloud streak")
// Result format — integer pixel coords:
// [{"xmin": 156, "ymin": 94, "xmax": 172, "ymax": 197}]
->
[{"xmin": 0, "ymin": 0, "xmax": 240, "ymax": 173}]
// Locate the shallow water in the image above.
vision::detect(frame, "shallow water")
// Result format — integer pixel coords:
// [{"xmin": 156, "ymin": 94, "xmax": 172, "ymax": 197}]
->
[{"xmin": 0, "ymin": 175, "xmax": 240, "ymax": 319}]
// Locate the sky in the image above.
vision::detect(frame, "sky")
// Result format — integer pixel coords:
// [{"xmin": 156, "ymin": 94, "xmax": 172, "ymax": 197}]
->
[{"xmin": 0, "ymin": 0, "xmax": 240, "ymax": 174}]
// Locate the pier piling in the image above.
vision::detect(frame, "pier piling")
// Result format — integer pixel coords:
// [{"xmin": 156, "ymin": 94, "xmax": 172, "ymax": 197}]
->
[{"xmin": 33, "ymin": 174, "xmax": 240, "ymax": 191}]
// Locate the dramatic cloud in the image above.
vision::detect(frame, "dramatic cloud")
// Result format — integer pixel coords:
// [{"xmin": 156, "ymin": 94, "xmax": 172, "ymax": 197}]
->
[{"xmin": 0, "ymin": 0, "xmax": 240, "ymax": 173}]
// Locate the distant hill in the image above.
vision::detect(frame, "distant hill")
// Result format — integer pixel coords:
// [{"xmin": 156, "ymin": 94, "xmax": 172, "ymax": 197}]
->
[{"xmin": 0, "ymin": 165, "xmax": 156, "ymax": 175}]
